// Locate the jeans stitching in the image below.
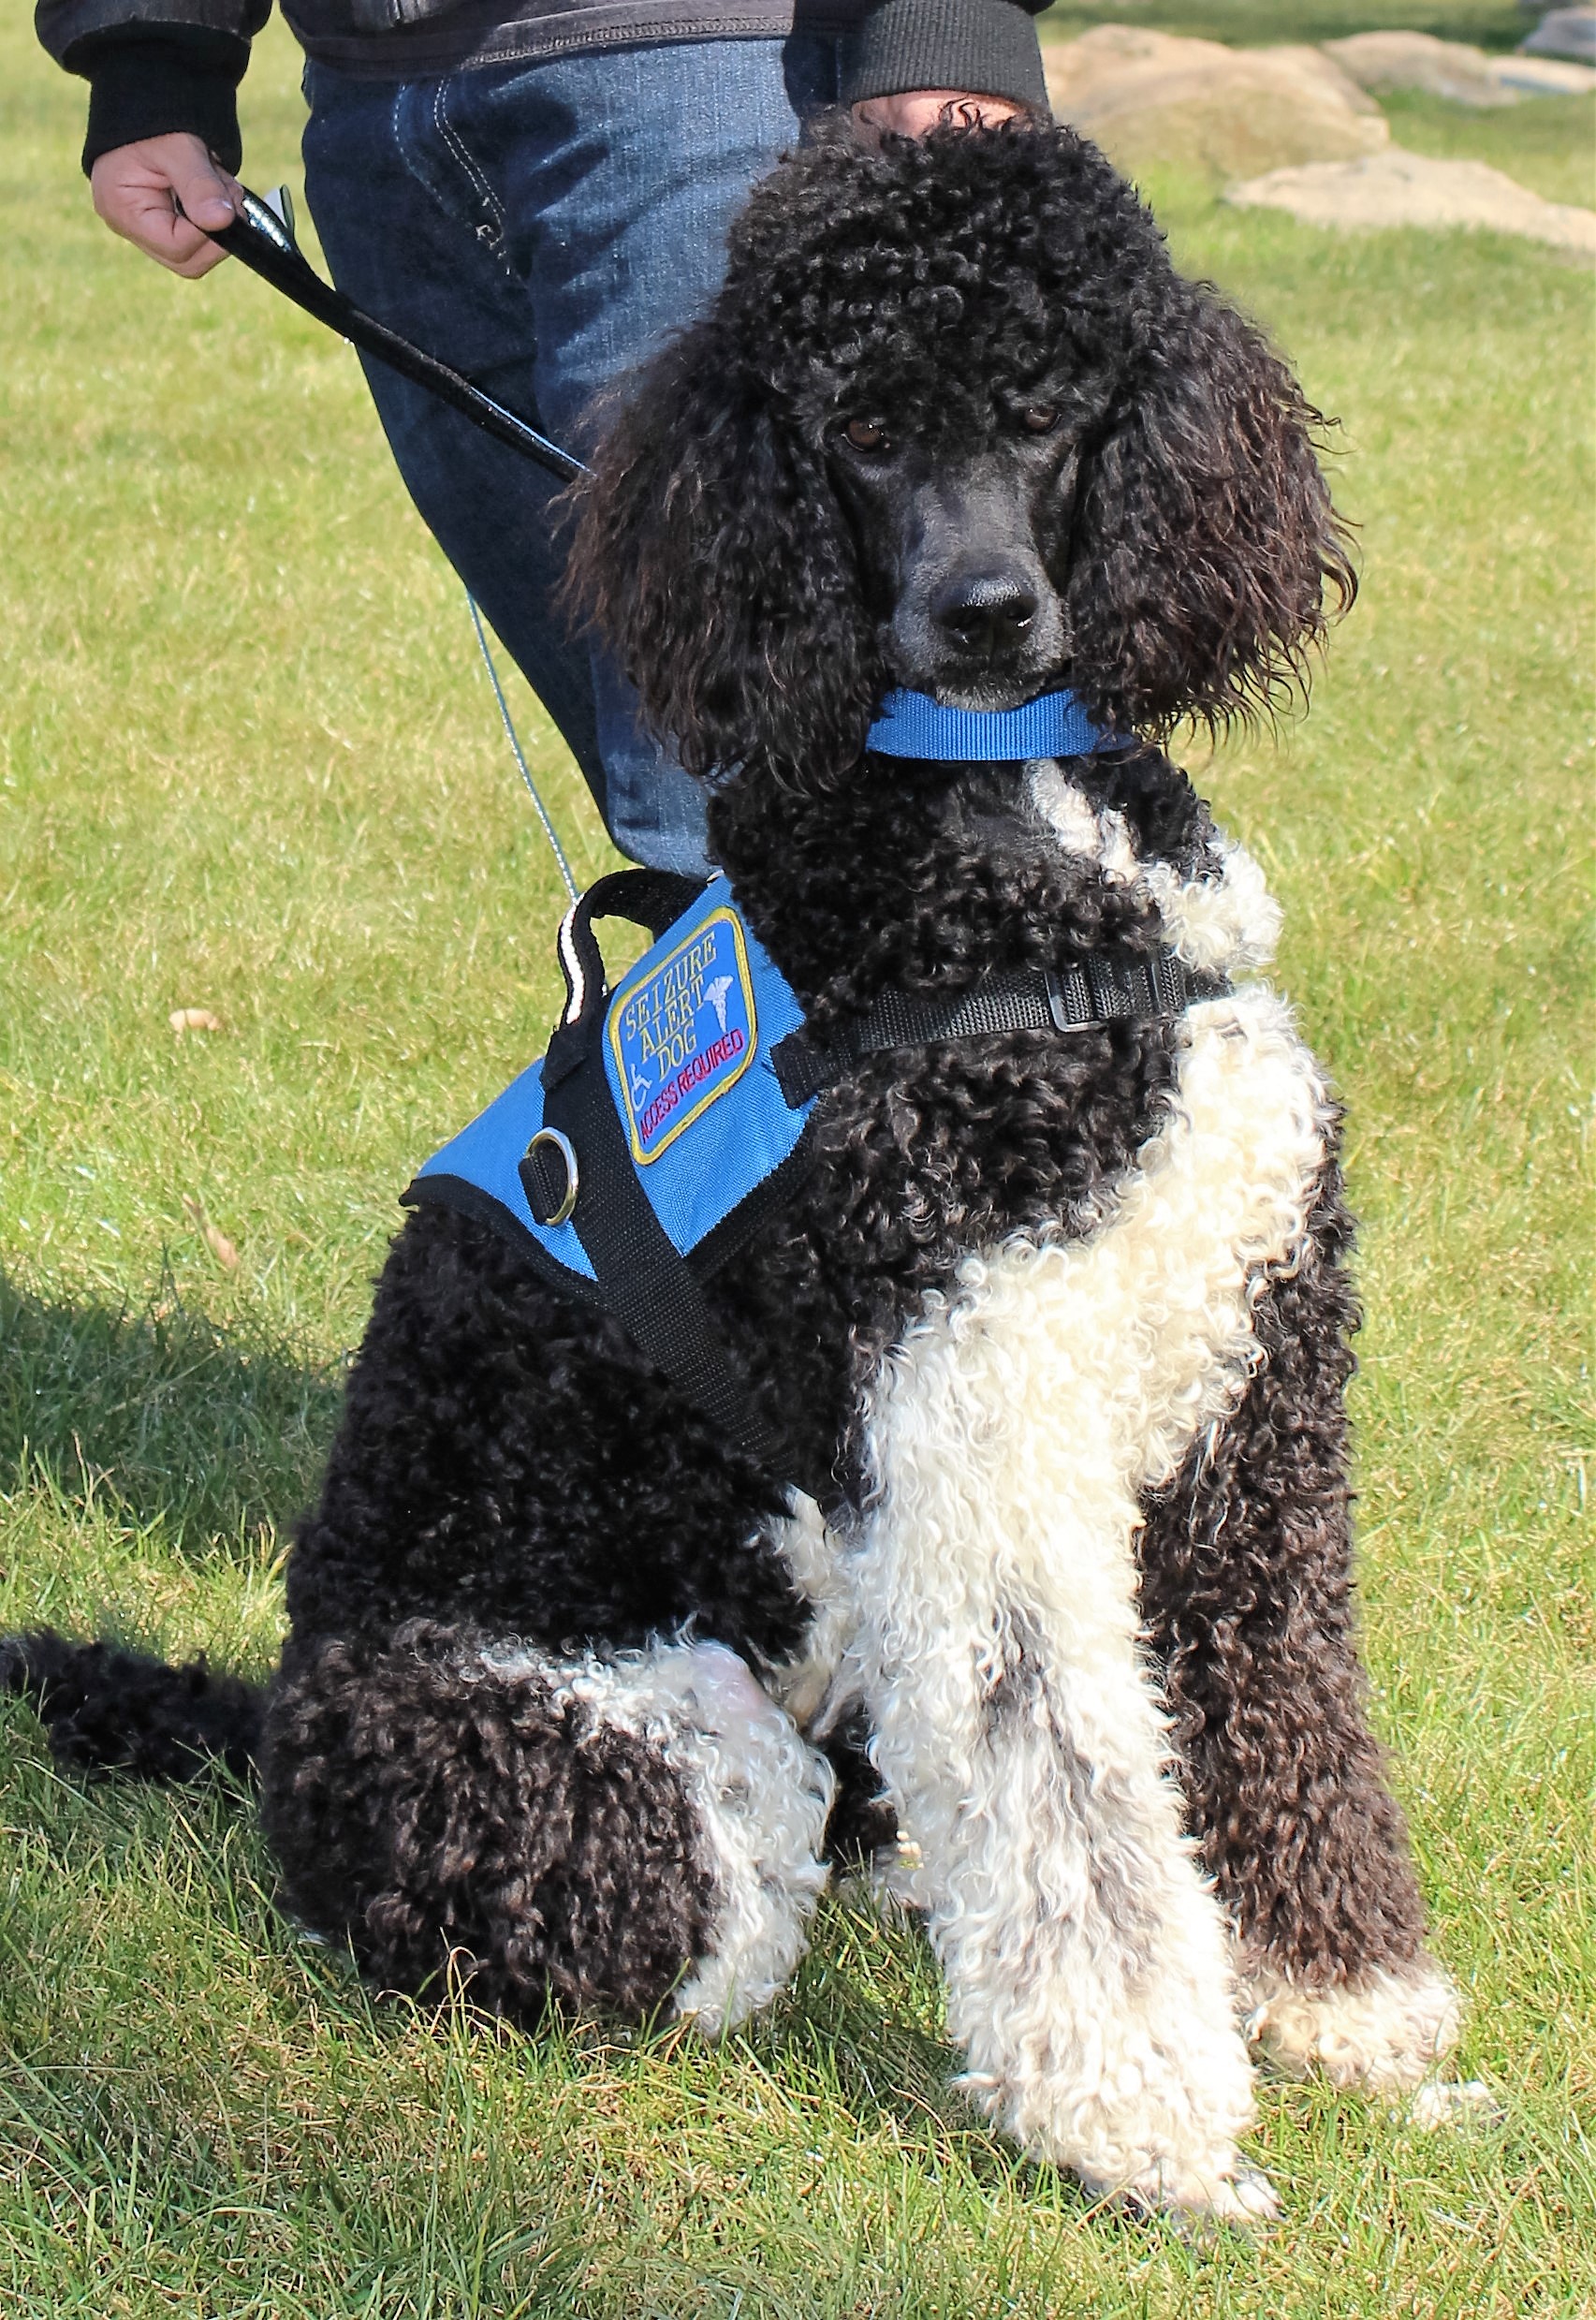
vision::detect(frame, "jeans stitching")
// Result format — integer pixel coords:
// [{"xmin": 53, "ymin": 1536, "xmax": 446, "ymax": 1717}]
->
[
  {"xmin": 386, "ymin": 83, "xmax": 512, "ymax": 278},
  {"xmin": 388, "ymin": 85, "xmax": 445, "ymax": 218},
  {"xmin": 433, "ymin": 81, "xmax": 506, "ymax": 242}
]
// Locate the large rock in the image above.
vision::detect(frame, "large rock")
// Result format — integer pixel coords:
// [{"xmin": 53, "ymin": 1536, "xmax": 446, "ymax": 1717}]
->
[
  {"xmin": 1519, "ymin": 7, "xmax": 1596, "ymax": 64},
  {"xmin": 1324, "ymin": 32, "xmax": 1518, "ymax": 106},
  {"xmin": 1044, "ymin": 27, "xmax": 1388, "ymax": 184},
  {"xmin": 1493, "ymin": 51, "xmax": 1596, "ymax": 92},
  {"xmin": 1325, "ymin": 27, "xmax": 1596, "ymax": 101},
  {"xmin": 1226, "ymin": 148, "xmax": 1596, "ymax": 255}
]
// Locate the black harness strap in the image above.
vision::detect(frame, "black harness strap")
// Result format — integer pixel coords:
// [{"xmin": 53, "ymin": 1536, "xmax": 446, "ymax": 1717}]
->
[
  {"xmin": 534, "ymin": 873, "xmax": 827, "ymax": 1502},
  {"xmin": 539, "ymin": 1035, "xmax": 824, "ymax": 1496},
  {"xmin": 770, "ymin": 947, "xmax": 1224, "ymax": 1107}
]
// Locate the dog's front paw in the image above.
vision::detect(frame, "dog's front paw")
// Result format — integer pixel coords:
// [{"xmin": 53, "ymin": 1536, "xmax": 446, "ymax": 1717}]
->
[
  {"xmin": 972, "ymin": 2010, "xmax": 1268, "ymax": 2227},
  {"xmin": 1240, "ymin": 1956, "xmax": 1461, "ymax": 2093},
  {"xmin": 1108, "ymin": 2156, "xmax": 1280, "ymax": 2234},
  {"xmin": 1406, "ymin": 2078, "xmax": 1501, "ymax": 2130},
  {"xmin": 660, "ymin": 1644, "xmax": 835, "ymax": 2035}
]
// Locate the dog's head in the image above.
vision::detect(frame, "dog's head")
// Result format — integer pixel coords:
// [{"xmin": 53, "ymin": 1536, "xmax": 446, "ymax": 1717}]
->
[{"xmin": 571, "ymin": 122, "xmax": 1353, "ymax": 786}]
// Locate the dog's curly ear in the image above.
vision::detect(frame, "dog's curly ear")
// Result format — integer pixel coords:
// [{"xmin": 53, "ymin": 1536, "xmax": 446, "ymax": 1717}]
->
[
  {"xmin": 1066, "ymin": 288, "xmax": 1354, "ymax": 735},
  {"xmin": 567, "ymin": 328, "xmax": 877, "ymax": 785}
]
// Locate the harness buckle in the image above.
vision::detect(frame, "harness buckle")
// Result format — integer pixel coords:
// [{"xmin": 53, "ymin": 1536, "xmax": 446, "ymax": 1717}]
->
[{"xmin": 1044, "ymin": 965, "xmax": 1094, "ymax": 1032}]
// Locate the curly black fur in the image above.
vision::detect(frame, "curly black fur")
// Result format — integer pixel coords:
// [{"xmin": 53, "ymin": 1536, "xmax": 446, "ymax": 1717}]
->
[
  {"xmin": 282, "ymin": 1211, "xmax": 805, "ymax": 1660},
  {"xmin": 0, "ymin": 1631, "xmax": 261, "ymax": 1782},
  {"xmin": 819, "ymin": 1706, "xmax": 900, "ymax": 1867},
  {"xmin": 264, "ymin": 1621, "xmax": 713, "ymax": 2016},
  {"xmin": 5, "ymin": 125, "xmax": 1429, "ymax": 2055},
  {"xmin": 1139, "ymin": 1165, "xmax": 1429, "ymax": 1984}
]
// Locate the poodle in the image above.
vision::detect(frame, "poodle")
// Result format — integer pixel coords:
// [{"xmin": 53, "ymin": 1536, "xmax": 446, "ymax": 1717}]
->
[{"xmin": 2, "ymin": 119, "xmax": 1472, "ymax": 2222}]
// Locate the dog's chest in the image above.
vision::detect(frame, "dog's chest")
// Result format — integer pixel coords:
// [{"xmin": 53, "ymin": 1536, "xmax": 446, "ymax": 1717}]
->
[
  {"xmin": 767, "ymin": 980, "xmax": 1331, "ymax": 1732},
  {"xmin": 758, "ymin": 787, "xmax": 1327, "ymax": 1715},
  {"xmin": 866, "ymin": 981, "xmax": 1331, "ymax": 1517},
  {"xmin": 719, "ymin": 766, "xmax": 1287, "ymax": 1397}
]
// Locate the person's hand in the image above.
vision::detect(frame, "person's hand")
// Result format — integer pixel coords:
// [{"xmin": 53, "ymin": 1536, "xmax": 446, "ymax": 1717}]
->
[
  {"xmin": 90, "ymin": 132, "xmax": 242, "ymax": 278},
  {"xmin": 851, "ymin": 90, "xmax": 1026, "ymax": 144}
]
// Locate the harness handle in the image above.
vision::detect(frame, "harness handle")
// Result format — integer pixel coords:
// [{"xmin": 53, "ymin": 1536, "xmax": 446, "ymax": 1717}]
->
[{"xmin": 545, "ymin": 870, "xmax": 708, "ymax": 1084}]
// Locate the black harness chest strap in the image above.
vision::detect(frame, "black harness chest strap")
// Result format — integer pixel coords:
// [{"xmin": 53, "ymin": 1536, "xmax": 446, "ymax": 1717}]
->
[
  {"xmin": 770, "ymin": 947, "xmax": 1224, "ymax": 1106},
  {"xmin": 537, "ymin": 886, "xmax": 835, "ymax": 1503},
  {"xmin": 538, "ymin": 1017, "xmax": 829, "ymax": 1505}
]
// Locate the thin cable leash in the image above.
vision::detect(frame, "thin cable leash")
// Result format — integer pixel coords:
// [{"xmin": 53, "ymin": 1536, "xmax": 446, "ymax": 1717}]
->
[
  {"xmin": 185, "ymin": 184, "xmax": 588, "ymax": 901},
  {"xmin": 466, "ymin": 594, "xmax": 580, "ymax": 904}
]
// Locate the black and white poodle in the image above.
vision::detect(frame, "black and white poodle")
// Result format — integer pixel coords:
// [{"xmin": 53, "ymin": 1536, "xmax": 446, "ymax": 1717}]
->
[{"xmin": 4, "ymin": 121, "xmax": 1472, "ymax": 2221}]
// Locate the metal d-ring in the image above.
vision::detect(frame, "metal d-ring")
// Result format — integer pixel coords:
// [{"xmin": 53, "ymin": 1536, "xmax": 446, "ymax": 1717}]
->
[{"xmin": 523, "ymin": 1126, "xmax": 578, "ymax": 1227}]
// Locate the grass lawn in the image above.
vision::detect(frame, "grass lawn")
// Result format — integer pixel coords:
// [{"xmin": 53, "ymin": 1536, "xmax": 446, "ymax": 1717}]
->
[
  {"xmin": 2, "ymin": 12, "xmax": 1592, "ymax": 2317},
  {"xmin": 1037, "ymin": 1, "xmax": 1542, "ymax": 52}
]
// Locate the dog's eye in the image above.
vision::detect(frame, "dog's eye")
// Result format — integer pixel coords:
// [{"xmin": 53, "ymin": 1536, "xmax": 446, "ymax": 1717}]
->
[
  {"xmin": 842, "ymin": 419, "xmax": 891, "ymax": 454},
  {"xmin": 1020, "ymin": 405, "xmax": 1060, "ymax": 435}
]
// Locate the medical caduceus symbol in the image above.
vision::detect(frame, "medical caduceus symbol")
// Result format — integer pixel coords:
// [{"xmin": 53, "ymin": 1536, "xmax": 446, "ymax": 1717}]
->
[{"xmin": 702, "ymin": 976, "xmax": 733, "ymax": 1035}]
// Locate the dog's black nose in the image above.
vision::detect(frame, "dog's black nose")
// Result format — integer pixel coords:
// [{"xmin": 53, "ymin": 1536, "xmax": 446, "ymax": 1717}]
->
[{"xmin": 933, "ymin": 575, "xmax": 1040, "ymax": 657}]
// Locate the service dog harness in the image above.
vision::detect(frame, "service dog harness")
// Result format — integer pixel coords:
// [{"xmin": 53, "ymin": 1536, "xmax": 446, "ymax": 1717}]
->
[{"xmin": 403, "ymin": 695, "xmax": 1225, "ymax": 1502}]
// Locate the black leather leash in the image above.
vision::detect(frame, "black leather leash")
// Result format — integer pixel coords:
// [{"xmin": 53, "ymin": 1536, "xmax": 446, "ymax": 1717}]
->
[{"xmin": 189, "ymin": 184, "xmax": 586, "ymax": 486}]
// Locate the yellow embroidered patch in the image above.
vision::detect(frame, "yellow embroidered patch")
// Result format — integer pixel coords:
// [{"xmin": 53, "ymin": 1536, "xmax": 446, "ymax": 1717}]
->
[{"xmin": 608, "ymin": 905, "xmax": 759, "ymax": 1165}]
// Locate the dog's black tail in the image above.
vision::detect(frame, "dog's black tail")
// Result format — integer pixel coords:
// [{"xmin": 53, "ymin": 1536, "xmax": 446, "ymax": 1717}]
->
[{"xmin": 0, "ymin": 1630, "xmax": 263, "ymax": 1784}]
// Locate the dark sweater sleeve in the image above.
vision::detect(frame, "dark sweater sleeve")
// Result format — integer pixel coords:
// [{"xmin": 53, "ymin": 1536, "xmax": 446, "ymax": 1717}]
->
[
  {"xmin": 36, "ymin": 2, "xmax": 267, "ymax": 173},
  {"xmin": 842, "ymin": 0, "xmax": 1050, "ymax": 112}
]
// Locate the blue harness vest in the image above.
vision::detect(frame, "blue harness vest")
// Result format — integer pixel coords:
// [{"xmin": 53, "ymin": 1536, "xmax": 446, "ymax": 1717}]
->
[
  {"xmin": 408, "ymin": 874, "xmax": 815, "ymax": 1294},
  {"xmin": 403, "ymin": 692, "xmax": 1214, "ymax": 1501}
]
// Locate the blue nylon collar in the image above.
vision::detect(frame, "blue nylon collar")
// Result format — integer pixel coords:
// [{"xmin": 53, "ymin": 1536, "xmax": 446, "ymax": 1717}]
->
[{"xmin": 866, "ymin": 687, "xmax": 1110, "ymax": 761}]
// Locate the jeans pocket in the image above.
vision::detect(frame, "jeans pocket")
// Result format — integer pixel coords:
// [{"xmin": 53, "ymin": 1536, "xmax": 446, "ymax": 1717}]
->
[{"xmin": 391, "ymin": 80, "xmax": 509, "ymax": 266}]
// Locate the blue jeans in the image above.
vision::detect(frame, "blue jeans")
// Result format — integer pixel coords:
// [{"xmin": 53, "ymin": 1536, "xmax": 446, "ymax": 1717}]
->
[{"xmin": 301, "ymin": 38, "xmax": 842, "ymax": 875}]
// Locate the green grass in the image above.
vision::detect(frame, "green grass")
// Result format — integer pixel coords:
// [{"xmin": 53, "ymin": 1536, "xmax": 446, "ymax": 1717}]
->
[
  {"xmin": 1038, "ymin": 0, "xmax": 1537, "ymax": 52},
  {"xmin": 3, "ymin": 14, "xmax": 1594, "ymax": 2318},
  {"xmin": 1381, "ymin": 86, "xmax": 1596, "ymax": 206}
]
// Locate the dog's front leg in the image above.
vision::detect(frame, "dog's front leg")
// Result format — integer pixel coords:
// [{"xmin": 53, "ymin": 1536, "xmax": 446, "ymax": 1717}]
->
[{"xmin": 850, "ymin": 1270, "xmax": 1267, "ymax": 2224}]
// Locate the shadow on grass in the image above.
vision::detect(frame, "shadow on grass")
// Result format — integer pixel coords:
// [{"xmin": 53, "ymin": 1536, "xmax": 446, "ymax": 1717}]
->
[
  {"xmin": 0, "ymin": 1270, "xmax": 342, "ymax": 1558},
  {"xmin": 739, "ymin": 1895, "xmax": 1043, "ymax": 2187}
]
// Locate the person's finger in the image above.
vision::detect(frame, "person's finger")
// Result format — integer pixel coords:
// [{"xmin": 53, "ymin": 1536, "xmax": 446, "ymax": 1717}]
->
[
  {"xmin": 121, "ymin": 183, "xmax": 230, "ymax": 275},
  {"xmin": 160, "ymin": 144, "xmax": 240, "ymax": 276},
  {"xmin": 168, "ymin": 146, "xmax": 240, "ymax": 232},
  {"xmin": 163, "ymin": 229, "xmax": 233, "ymax": 280}
]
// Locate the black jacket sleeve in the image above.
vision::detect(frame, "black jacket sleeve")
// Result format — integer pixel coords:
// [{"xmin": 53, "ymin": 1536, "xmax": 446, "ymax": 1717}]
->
[
  {"xmin": 37, "ymin": 0, "xmax": 265, "ymax": 171},
  {"xmin": 841, "ymin": 0, "xmax": 1048, "ymax": 112}
]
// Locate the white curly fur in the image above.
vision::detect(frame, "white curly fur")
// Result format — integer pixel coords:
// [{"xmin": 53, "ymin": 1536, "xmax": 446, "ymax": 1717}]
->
[
  {"xmin": 1238, "ymin": 1956, "xmax": 1462, "ymax": 2092},
  {"xmin": 838, "ymin": 987, "xmax": 1332, "ymax": 2214},
  {"xmin": 763, "ymin": 1496, "xmax": 859, "ymax": 1740},
  {"xmin": 1027, "ymin": 760, "xmax": 1283, "ymax": 977},
  {"xmin": 480, "ymin": 1637, "xmax": 833, "ymax": 2034}
]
